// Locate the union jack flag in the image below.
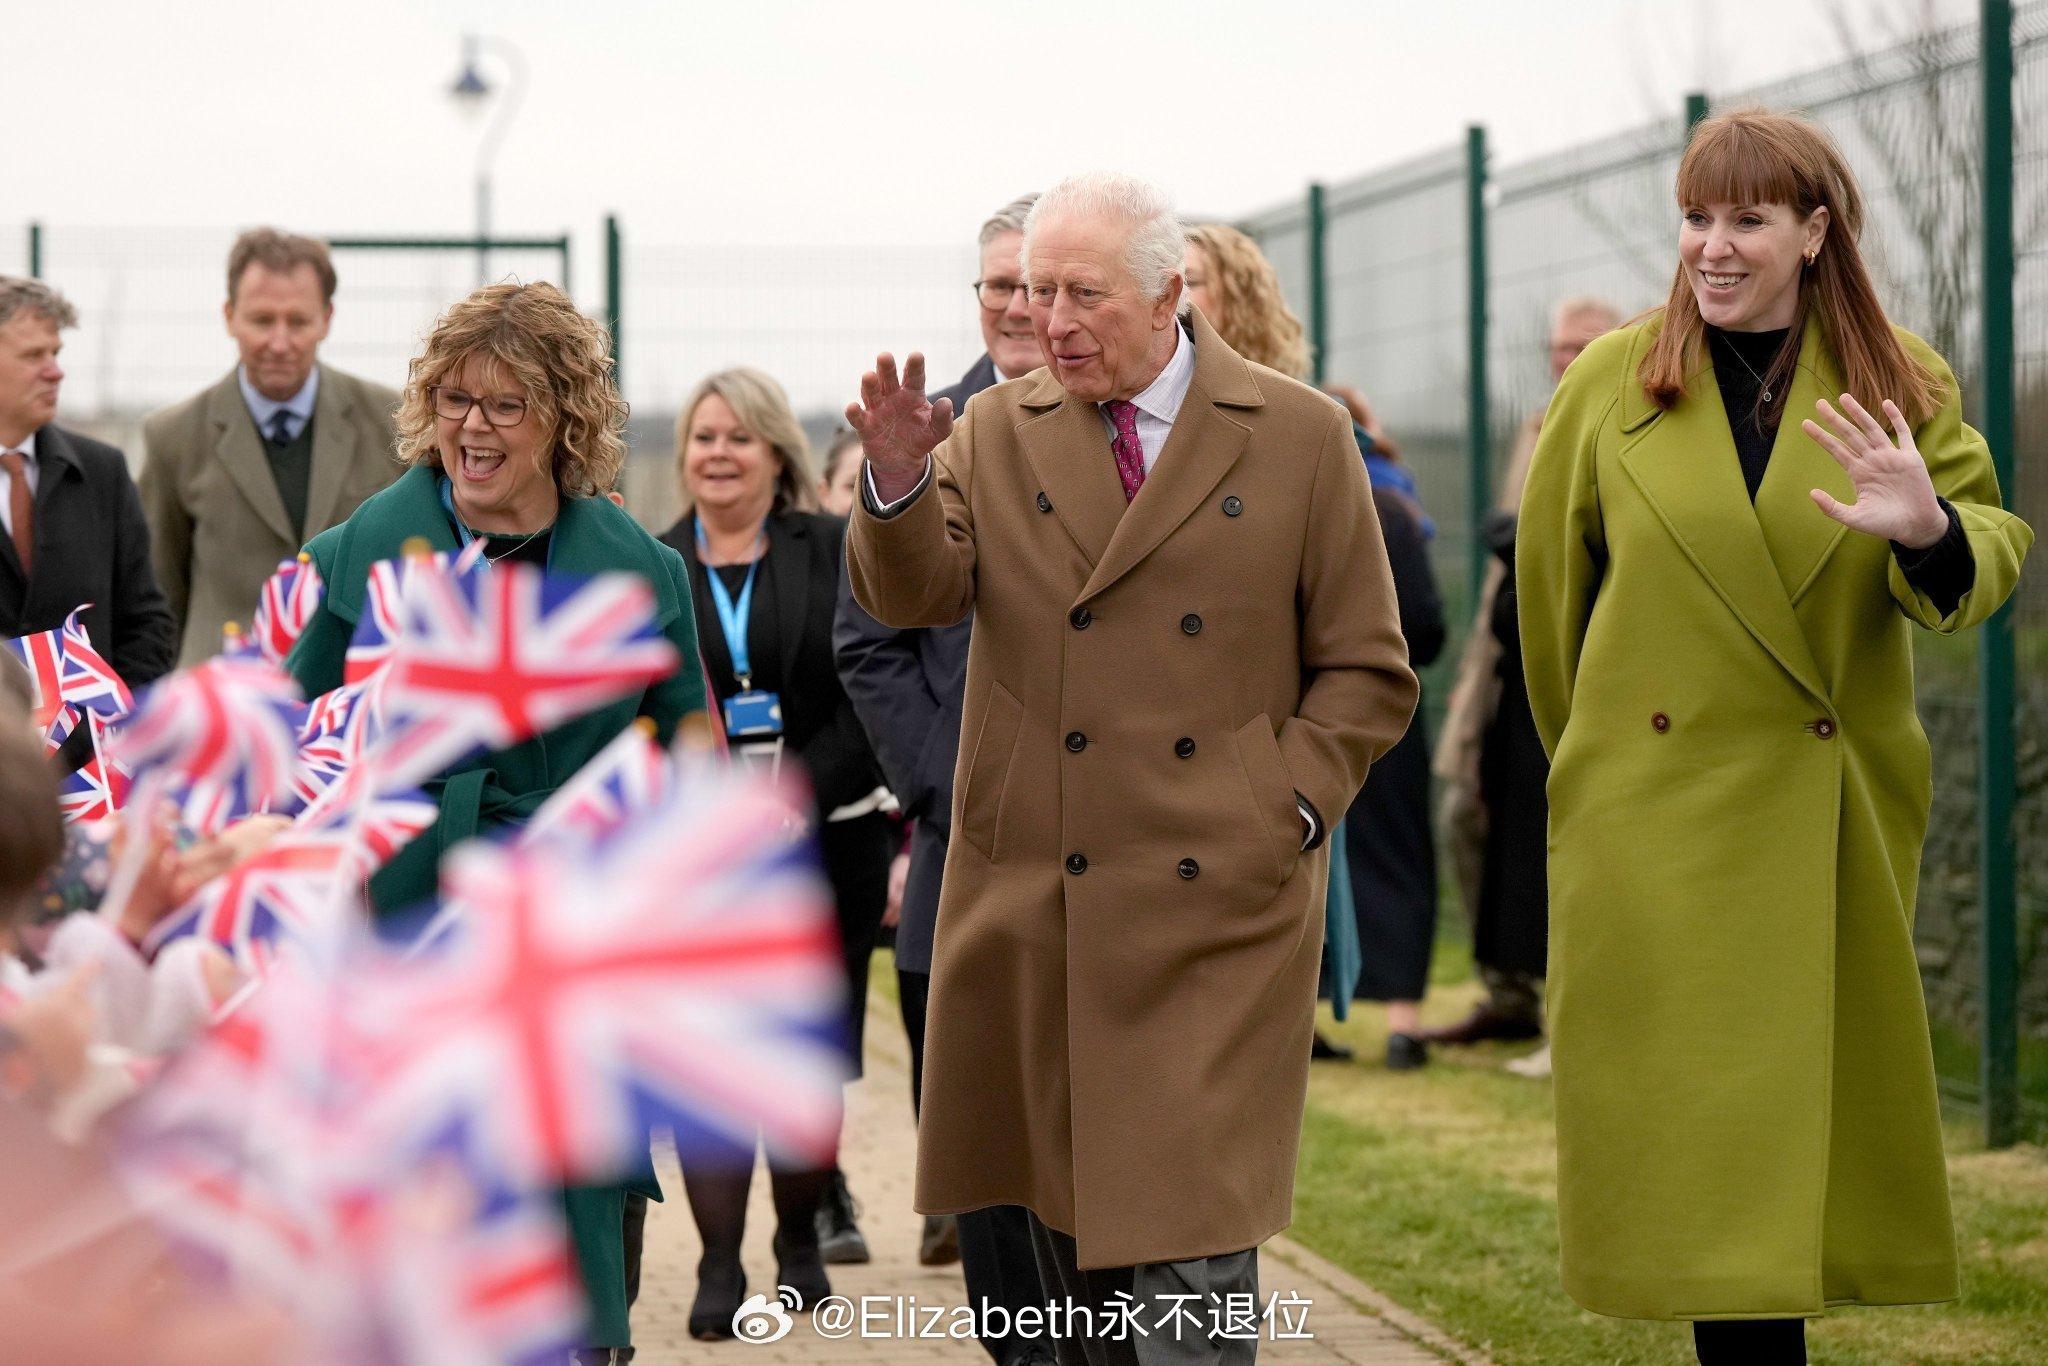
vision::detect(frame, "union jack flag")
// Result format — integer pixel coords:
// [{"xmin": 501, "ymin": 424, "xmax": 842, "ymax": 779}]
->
[
  {"xmin": 57, "ymin": 606, "xmax": 133, "ymax": 718},
  {"xmin": 518, "ymin": 721, "xmax": 673, "ymax": 853},
  {"xmin": 346, "ymin": 544, "xmax": 484, "ymax": 685},
  {"xmin": 57, "ymin": 711, "xmax": 130, "ymax": 821},
  {"xmin": 381, "ymin": 562, "xmax": 679, "ymax": 758},
  {"xmin": 359, "ymin": 764, "xmax": 847, "ymax": 1185},
  {"xmin": 141, "ymin": 788, "xmax": 435, "ymax": 970},
  {"xmin": 2, "ymin": 624, "xmax": 65, "ymax": 734},
  {"xmin": 113, "ymin": 654, "xmax": 307, "ymax": 834},
  {"xmin": 250, "ymin": 554, "xmax": 325, "ymax": 666}
]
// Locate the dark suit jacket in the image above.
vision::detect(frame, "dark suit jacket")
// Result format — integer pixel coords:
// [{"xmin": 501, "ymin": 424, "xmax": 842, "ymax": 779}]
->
[
  {"xmin": 830, "ymin": 353, "xmax": 1000, "ymax": 973},
  {"xmin": 1, "ymin": 424, "xmax": 177, "ymax": 703},
  {"xmin": 661, "ymin": 508, "xmax": 884, "ymax": 816}
]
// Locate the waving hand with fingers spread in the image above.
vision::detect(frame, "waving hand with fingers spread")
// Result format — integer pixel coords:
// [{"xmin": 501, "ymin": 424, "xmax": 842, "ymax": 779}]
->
[
  {"xmin": 845, "ymin": 352, "xmax": 954, "ymax": 505},
  {"xmin": 1802, "ymin": 393, "xmax": 1951, "ymax": 548}
]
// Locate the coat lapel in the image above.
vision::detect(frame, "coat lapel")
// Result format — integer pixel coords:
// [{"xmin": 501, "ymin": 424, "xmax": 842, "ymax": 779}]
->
[
  {"xmin": 1080, "ymin": 313, "xmax": 1259, "ymax": 604},
  {"xmin": 303, "ymin": 364, "xmax": 358, "ymax": 537},
  {"xmin": 1753, "ymin": 316, "xmax": 1852, "ymax": 604},
  {"xmin": 765, "ymin": 514, "xmax": 811, "ymax": 689},
  {"xmin": 1614, "ymin": 325, "xmax": 1830, "ymax": 706},
  {"xmin": 1016, "ymin": 372, "xmax": 1125, "ymax": 570},
  {"xmin": 205, "ymin": 371, "xmax": 296, "ymax": 544}
]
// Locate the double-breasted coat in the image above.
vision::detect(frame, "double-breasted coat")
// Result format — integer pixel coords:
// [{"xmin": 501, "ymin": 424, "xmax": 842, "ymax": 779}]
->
[
  {"xmin": 846, "ymin": 311, "xmax": 1418, "ymax": 1270},
  {"xmin": 1517, "ymin": 313, "xmax": 2033, "ymax": 1320}
]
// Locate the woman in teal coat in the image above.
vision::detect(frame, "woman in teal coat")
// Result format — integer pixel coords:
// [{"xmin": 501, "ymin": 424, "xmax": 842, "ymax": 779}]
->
[
  {"xmin": 286, "ymin": 282, "xmax": 703, "ymax": 1364},
  {"xmin": 1518, "ymin": 111, "xmax": 2031, "ymax": 1363}
]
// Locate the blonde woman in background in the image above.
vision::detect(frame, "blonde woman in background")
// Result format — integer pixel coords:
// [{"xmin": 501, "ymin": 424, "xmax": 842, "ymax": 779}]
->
[{"xmin": 656, "ymin": 368, "xmax": 891, "ymax": 1339}]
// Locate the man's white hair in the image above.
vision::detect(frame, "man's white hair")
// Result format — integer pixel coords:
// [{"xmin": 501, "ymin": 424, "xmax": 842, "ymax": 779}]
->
[{"xmin": 1022, "ymin": 172, "xmax": 1189, "ymax": 312}]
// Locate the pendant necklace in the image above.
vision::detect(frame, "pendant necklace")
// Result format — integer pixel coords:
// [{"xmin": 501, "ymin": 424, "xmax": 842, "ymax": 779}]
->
[{"xmin": 1722, "ymin": 337, "xmax": 1777, "ymax": 406}]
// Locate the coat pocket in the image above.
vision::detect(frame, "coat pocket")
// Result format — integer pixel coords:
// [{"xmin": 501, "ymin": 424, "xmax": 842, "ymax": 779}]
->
[
  {"xmin": 1233, "ymin": 713, "xmax": 1301, "ymax": 886},
  {"xmin": 957, "ymin": 681, "xmax": 1025, "ymax": 862}
]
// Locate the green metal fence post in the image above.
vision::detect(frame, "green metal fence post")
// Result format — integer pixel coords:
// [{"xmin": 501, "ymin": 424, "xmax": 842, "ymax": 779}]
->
[
  {"xmin": 1306, "ymin": 183, "xmax": 1328, "ymax": 387},
  {"xmin": 605, "ymin": 214, "xmax": 624, "ymax": 397},
  {"xmin": 27, "ymin": 222, "xmax": 42, "ymax": 279},
  {"xmin": 1978, "ymin": 0, "xmax": 2019, "ymax": 1151},
  {"xmin": 1684, "ymin": 91, "xmax": 1710, "ymax": 137},
  {"xmin": 1465, "ymin": 126, "xmax": 1490, "ymax": 601}
]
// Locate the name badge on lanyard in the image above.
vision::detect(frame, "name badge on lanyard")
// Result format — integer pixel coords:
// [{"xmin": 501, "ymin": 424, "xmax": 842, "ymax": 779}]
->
[{"xmin": 699, "ymin": 523, "xmax": 785, "ymax": 771}]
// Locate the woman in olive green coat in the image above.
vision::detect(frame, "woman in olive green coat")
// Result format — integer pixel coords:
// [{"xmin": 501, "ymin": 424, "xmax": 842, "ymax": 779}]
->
[
  {"xmin": 285, "ymin": 283, "xmax": 703, "ymax": 1363},
  {"xmin": 1518, "ymin": 111, "xmax": 2032, "ymax": 1363}
]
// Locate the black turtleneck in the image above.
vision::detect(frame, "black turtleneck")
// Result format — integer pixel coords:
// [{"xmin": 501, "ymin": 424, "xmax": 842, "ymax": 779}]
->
[{"xmin": 1706, "ymin": 325, "xmax": 1975, "ymax": 617}]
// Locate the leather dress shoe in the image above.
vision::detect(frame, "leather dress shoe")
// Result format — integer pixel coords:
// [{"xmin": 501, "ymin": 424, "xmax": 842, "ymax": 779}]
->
[
  {"xmin": 918, "ymin": 1212, "xmax": 960, "ymax": 1266},
  {"xmin": 1417, "ymin": 1005, "xmax": 1541, "ymax": 1045},
  {"xmin": 1310, "ymin": 1030, "xmax": 1355, "ymax": 1061}
]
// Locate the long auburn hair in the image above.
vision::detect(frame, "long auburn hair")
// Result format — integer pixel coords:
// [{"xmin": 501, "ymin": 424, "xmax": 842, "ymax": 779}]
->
[{"xmin": 1640, "ymin": 108, "xmax": 1942, "ymax": 425}]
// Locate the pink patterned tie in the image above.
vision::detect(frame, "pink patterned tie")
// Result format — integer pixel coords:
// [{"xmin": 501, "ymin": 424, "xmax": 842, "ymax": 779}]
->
[{"xmin": 1103, "ymin": 400, "xmax": 1146, "ymax": 503}]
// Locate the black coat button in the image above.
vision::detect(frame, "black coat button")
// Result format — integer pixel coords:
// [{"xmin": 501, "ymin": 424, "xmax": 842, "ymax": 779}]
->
[
  {"xmin": 1813, "ymin": 718, "xmax": 1836, "ymax": 739},
  {"xmin": 1066, "ymin": 853, "xmax": 1088, "ymax": 874},
  {"xmin": 1065, "ymin": 731, "xmax": 1087, "ymax": 752},
  {"xmin": 1222, "ymin": 496, "xmax": 1242, "ymax": 516},
  {"xmin": 1174, "ymin": 737, "xmax": 1196, "ymax": 758},
  {"xmin": 1070, "ymin": 606, "xmax": 1092, "ymax": 630},
  {"xmin": 1036, "ymin": 491, "xmax": 1052, "ymax": 513},
  {"xmin": 1651, "ymin": 712, "xmax": 1670, "ymax": 733},
  {"xmin": 1180, "ymin": 613, "xmax": 1203, "ymax": 635},
  {"xmin": 1177, "ymin": 858, "xmax": 1200, "ymax": 880}
]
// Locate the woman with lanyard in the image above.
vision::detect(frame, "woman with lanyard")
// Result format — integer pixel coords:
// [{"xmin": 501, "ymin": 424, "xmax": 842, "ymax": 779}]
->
[
  {"xmin": 286, "ymin": 282, "xmax": 706, "ymax": 1365},
  {"xmin": 1517, "ymin": 110, "xmax": 2031, "ymax": 1363},
  {"xmin": 657, "ymin": 367, "xmax": 891, "ymax": 1341}
]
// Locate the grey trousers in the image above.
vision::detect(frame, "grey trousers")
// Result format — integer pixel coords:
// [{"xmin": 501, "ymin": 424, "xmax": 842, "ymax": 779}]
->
[{"xmin": 1024, "ymin": 1212, "xmax": 1260, "ymax": 1366}]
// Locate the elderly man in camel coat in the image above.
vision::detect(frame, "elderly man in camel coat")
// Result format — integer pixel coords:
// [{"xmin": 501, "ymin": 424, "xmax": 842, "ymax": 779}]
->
[{"xmin": 845, "ymin": 172, "xmax": 1416, "ymax": 1365}]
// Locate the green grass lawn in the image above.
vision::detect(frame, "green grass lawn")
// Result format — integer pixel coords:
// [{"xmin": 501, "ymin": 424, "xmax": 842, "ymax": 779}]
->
[{"xmin": 1299, "ymin": 976, "xmax": 2048, "ymax": 1364}]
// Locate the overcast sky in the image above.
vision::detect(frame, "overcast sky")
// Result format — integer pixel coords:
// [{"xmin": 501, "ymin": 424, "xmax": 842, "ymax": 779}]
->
[
  {"xmin": 18, "ymin": 0, "xmax": 1976, "ymax": 243},
  {"xmin": 13, "ymin": 0, "xmax": 1981, "ymax": 420}
]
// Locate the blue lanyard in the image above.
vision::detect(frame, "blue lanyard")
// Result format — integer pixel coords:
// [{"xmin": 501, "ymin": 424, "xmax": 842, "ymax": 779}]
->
[{"xmin": 696, "ymin": 520, "xmax": 765, "ymax": 685}]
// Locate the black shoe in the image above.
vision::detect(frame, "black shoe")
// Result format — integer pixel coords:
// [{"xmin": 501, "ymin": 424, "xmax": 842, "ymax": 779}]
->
[
  {"xmin": 918, "ymin": 1213, "xmax": 960, "ymax": 1266},
  {"xmin": 1385, "ymin": 1033, "xmax": 1428, "ymax": 1070},
  {"xmin": 1311, "ymin": 1030, "xmax": 1355, "ymax": 1061},
  {"xmin": 774, "ymin": 1223, "xmax": 832, "ymax": 1306},
  {"xmin": 816, "ymin": 1170, "xmax": 871, "ymax": 1265},
  {"xmin": 688, "ymin": 1257, "xmax": 746, "ymax": 1342},
  {"xmin": 1416, "ymin": 1005, "xmax": 1541, "ymax": 1045}
]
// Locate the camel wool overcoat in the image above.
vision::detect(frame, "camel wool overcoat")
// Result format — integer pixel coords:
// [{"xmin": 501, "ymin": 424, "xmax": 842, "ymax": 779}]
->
[
  {"xmin": 1517, "ymin": 312, "xmax": 2033, "ymax": 1320},
  {"xmin": 847, "ymin": 312, "xmax": 1418, "ymax": 1270}
]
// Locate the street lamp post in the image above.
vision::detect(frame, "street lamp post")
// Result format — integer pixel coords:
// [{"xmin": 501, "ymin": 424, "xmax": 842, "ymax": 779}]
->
[{"xmin": 448, "ymin": 33, "xmax": 527, "ymax": 286}]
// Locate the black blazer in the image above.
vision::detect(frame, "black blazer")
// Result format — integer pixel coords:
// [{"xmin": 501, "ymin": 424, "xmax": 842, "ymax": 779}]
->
[
  {"xmin": 661, "ymin": 508, "xmax": 884, "ymax": 816},
  {"xmin": 830, "ymin": 353, "xmax": 998, "ymax": 973},
  {"xmin": 0, "ymin": 423, "xmax": 177, "ymax": 695}
]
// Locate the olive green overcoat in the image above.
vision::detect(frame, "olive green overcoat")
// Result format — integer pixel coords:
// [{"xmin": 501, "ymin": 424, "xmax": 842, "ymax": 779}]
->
[
  {"xmin": 1517, "ymin": 313, "xmax": 2033, "ymax": 1320},
  {"xmin": 285, "ymin": 463, "xmax": 705, "ymax": 1348}
]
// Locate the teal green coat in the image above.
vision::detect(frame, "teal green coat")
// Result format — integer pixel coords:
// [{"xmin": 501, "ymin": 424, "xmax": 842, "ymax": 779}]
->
[
  {"xmin": 286, "ymin": 464, "xmax": 705, "ymax": 1348},
  {"xmin": 1517, "ymin": 314, "xmax": 2032, "ymax": 1321}
]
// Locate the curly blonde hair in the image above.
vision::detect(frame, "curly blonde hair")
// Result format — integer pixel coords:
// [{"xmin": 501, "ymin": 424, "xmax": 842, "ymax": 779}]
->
[
  {"xmin": 1184, "ymin": 223, "xmax": 1311, "ymax": 380},
  {"xmin": 396, "ymin": 282, "xmax": 627, "ymax": 498}
]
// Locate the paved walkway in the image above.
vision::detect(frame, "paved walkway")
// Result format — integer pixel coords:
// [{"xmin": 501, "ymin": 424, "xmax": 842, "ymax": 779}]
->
[{"xmin": 635, "ymin": 988, "xmax": 1476, "ymax": 1364}]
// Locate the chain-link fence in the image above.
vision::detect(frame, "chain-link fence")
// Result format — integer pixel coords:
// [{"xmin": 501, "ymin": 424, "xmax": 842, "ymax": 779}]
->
[{"xmin": 1243, "ymin": 2, "xmax": 2045, "ymax": 1142}]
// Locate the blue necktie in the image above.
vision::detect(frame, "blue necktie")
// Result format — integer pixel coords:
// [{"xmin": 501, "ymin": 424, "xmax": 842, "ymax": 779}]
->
[{"xmin": 267, "ymin": 410, "xmax": 294, "ymax": 447}]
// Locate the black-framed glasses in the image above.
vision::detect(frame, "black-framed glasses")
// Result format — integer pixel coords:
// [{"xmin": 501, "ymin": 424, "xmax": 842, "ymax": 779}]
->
[
  {"xmin": 972, "ymin": 278, "xmax": 1028, "ymax": 308},
  {"xmin": 429, "ymin": 385, "xmax": 529, "ymax": 428}
]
